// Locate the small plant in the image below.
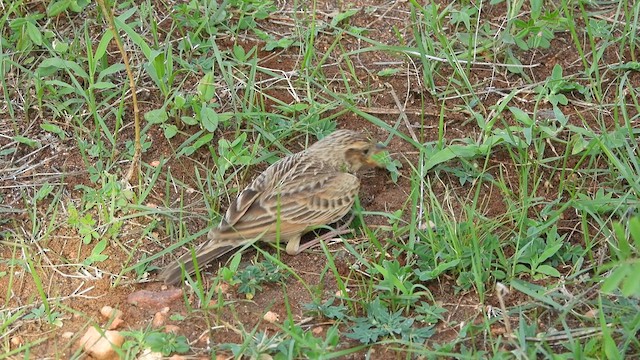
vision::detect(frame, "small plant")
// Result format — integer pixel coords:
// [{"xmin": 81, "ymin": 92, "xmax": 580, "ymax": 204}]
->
[
  {"xmin": 8, "ymin": 12, "xmax": 46, "ymax": 50},
  {"xmin": 513, "ymin": 224, "xmax": 565, "ymax": 279},
  {"xmin": 346, "ymin": 298, "xmax": 435, "ymax": 344},
  {"xmin": 449, "ymin": 5, "xmax": 478, "ymax": 30},
  {"xmin": 122, "ymin": 330, "xmax": 190, "ymax": 357},
  {"xmin": 47, "ymin": 0, "xmax": 91, "ymax": 16},
  {"xmin": 370, "ymin": 150, "xmax": 402, "ymax": 183},
  {"xmin": 303, "ymin": 297, "xmax": 348, "ymax": 320},
  {"xmin": 536, "ymin": 64, "xmax": 589, "ymax": 107},
  {"xmin": 602, "ymin": 216, "xmax": 640, "ymax": 297},
  {"xmin": 220, "ymin": 331, "xmax": 284, "ymax": 358},
  {"xmin": 275, "ymin": 321, "xmax": 343, "ymax": 358},
  {"xmin": 83, "ymin": 239, "xmax": 109, "ymax": 266},
  {"xmin": 216, "ymin": 133, "xmax": 255, "ymax": 175},
  {"xmin": 507, "ymin": 7, "xmax": 568, "ymax": 51},
  {"xmin": 370, "ymin": 259, "xmax": 424, "ymax": 306},
  {"xmin": 23, "ymin": 304, "xmax": 63, "ymax": 327},
  {"xmin": 145, "ymin": 331, "xmax": 190, "ymax": 356},
  {"xmin": 67, "ymin": 203, "xmax": 99, "ymax": 245},
  {"xmin": 232, "ymin": 259, "xmax": 284, "ymax": 299},
  {"xmin": 414, "ymin": 302, "xmax": 447, "ymax": 325}
]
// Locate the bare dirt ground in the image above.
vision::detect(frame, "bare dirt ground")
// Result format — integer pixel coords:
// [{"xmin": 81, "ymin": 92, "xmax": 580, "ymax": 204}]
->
[{"xmin": 1, "ymin": 0, "xmax": 638, "ymax": 358}]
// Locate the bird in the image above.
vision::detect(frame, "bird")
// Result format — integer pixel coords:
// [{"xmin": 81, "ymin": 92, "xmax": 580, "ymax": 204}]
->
[{"xmin": 158, "ymin": 129, "xmax": 384, "ymax": 285}]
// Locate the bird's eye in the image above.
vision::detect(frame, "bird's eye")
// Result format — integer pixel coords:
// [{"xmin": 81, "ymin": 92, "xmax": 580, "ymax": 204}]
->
[{"xmin": 363, "ymin": 148, "xmax": 370, "ymax": 155}]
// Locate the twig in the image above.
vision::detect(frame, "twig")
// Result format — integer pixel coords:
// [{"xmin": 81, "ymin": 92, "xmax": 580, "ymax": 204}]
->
[
  {"xmin": 96, "ymin": 0, "xmax": 141, "ymax": 185},
  {"xmin": 386, "ymin": 83, "xmax": 419, "ymax": 143}
]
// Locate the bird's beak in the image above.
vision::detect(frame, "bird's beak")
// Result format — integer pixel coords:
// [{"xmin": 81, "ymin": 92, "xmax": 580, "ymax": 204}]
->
[{"xmin": 364, "ymin": 143, "xmax": 387, "ymax": 168}]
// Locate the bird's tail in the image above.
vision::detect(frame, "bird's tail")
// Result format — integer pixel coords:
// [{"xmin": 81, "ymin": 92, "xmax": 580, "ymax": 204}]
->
[{"xmin": 158, "ymin": 237, "xmax": 238, "ymax": 285}]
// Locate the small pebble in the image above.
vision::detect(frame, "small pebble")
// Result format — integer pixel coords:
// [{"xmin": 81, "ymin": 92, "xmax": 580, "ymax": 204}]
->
[
  {"xmin": 79, "ymin": 327, "xmax": 124, "ymax": 360},
  {"xmin": 100, "ymin": 306, "xmax": 123, "ymax": 320},
  {"xmin": 263, "ymin": 311, "xmax": 279, "ymax": 323},
  {"xmin": 11, "ymin": 336, "xmax": 23, "ymax": 346},
  {"xmin": 127, "ymin": 289, "xmax": 183, "ymax": 310}
]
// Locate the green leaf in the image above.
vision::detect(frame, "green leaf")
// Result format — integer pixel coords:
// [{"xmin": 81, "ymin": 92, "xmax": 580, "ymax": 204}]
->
[
  {"xmin": 603, "ymin": 326, "xmax": 621, "ymax": 360},
  {"xmin": 98, "ymin": 65, "xmax": 127, "ymax": 80},
  {"xmin": 621, "ymin": 262, "xmax": 640, "ymax": 296},
  {"xmin": 52, "ymin": 40, "xmax": 69, "ymax": 53},
  {"xmin": 47, "ymin": 0, "xmax": 72, "ymax": 16},
  {"xmin": 610, "ymin": 62, "xmax": 640, "ymax": 72},
  {"xmin": 510, "ymin": 279, "xmax": 563, "ymax": 310},
  {"xmin": 179, "ymin": 146, "xmax": 195, "ymax": 156},
  {"xmin": 181, "ymin": 116, "xmax": 197, "ymax": 126},
  {"xmin": 200, "ymin": 106, "xmax": 219, "ymax": 132},
  {"xmin": 535, "ymin": 264, "xmax": 561, "ymax": 277},
  {"xmin": 0, "ymin": 148, "xmax": 16, "ymax": 156},
  {"xmin": 630, "ymin": 217, "xmax": 640, "ymax": 248},
  {"xmin": 612, "ymin": 221, "xmax": 630, "ymax": 259},
  {"xmin": 538, "ymin": 242, "xmax": 563, "ymax": 263},
  {"xmin": 95, "ymin": 31, "xmax": 114, "ymax": 61},
  {"xmin": 37, "ymin": 57, "xmax": 88, "ymax": 78},
  {"xmin": 331, "ymin": 9, "xmax": 359, "ymax": 27},
  {"xmin": 233, "ymin": 44, "xmax": 246, "ymax": 62},
  {"xmin": 35, "ymin": 184, "xmax": 54, "ymax": 201},
  {"xmin": 174, "ymin": 94, "xmax": 186, "ymax": 109},
  {"xmin": 192, "ymin": 133, "xmax": 214, "ymax": 150},
  {"xmin": 41, "ymin": 122, "xmax": 66, "ymax": 139},
  {"xmin": 509, "ymin": 107, "xmax": 533, "ymax": 126},
  {"xmin": 377, "ymin": 68, "xmax": 401, "ymax": 77},
  {"xmin": 163, "ymin": 124, "xmax": 178, "ymax": 139},
  {"xmin": 91, "ymin": 81, "xmax": 116, "ymax": 90},
  {"xmin": 530, "ymin": 0, "xmax": 542, "ymax": 20},
  {"xmin": 145, "ymin": 108, "xmax": 168, "ymax": 124},
  {"xmin": 601, "ymin": 266, "xmax": 628, "ymax": 294},
  {"xmin": 85, "ymin": 238, "xmax": 109, "ymax": 264},
  {"xmin": 264, "ymin": 37, "xmax": 296, "ymax": 51},
  {"xmin": 550, "ymin": 64, "xmax": 563, "ymax": 80},
  {"xmin": 197, "ymin": 72, "xmax": 216, "ymax": 101},
  {"xmin": 26, "ymin": 22, "xmax": 43, "ymax": 46},
  {"xmin": 424, "ymin": 144, "xmax": 482, "ymax": 171},
  {"xmin": 150, "ymin": 50, "xmax": 166, "ymax": 79},
  {"xmin": 13, "ymin": 135, "xmax": 41, "ymax": 148}
]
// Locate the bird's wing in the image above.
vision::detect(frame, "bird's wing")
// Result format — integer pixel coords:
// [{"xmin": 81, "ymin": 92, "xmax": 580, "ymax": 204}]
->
[
  {"xmin": 222, "ymin": 164, "xmax": 360, "ymax": 236},
  {"xmin": 221, "ymin": 152, "xmax": 304, "ymax": 228}
]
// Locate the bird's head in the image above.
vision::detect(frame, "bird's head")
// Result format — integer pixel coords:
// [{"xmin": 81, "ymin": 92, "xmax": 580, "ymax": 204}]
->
[{"xmin": 308, "ymin": 130, "xmax": 385, "ymax": 172}]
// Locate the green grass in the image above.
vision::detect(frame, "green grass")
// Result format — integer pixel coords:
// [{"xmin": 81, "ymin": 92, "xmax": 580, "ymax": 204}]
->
[{"xmin": 1, "ymin": 0, "xmax": 640, "ymax": 358}]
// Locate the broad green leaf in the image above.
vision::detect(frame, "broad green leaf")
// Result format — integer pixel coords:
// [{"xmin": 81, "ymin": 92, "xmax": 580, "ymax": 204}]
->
[
  {"xmin": 145, "ymin": 108, "xmax": 168, "ymax": 124},
  {"xmin": 536, "ymin": 264, "xmax": 561, "ymax": 277},
  {"xmin": 97, "ymin": 63, "xmax": 125, "ymax": 81},
  {"xmin": 377, "ymin": 68, "xmax": 401, "ymax": 77},
  {"xmin": 41, "ymin": 123, "xmax": 66, "ymax": 139},
  {"xmin": 26, "ymin": 22, "xmax": 43, "ymax": 45},
  {"xmin": 331, "ymin": 9, "xmax": 358, "ymax": 27},
  {"xmin": 601, "ymin": 266, "xmax": 628, "ymax": 294},
  {"xmin": 200, "ymin": 106, "xmax": 219, "ymax": 132},
  {"xmin": 91, "ymin": 81, "xmax": 116, "ymax": 90},
  {"xmin": 193, "ymin": 133, "xmax": 214, "ymax": 150},
  {"xmin": 509, "ymin": 107, "xmax": 533, "ymax": 126},
  {"xmin": 163, "ymin": 124, "xmax": 177, "ymax": 139},
  {"xmin": 14, "ymin": 135, "xmax": 40, "ymax": 148},
  {"xmin": 538, "ymin": 242, "xmax": 563, "ymax": 263},
  {"xmin": 95, "ymin": 31, "xmax": 114, "ymax": 61},
  {"xmin": 47, "ymin": 0, "xmax": 72, "ymax": 16},
  {"xmin": 197, "ymin": 72, "xmax": 216, "ymax": 102}
]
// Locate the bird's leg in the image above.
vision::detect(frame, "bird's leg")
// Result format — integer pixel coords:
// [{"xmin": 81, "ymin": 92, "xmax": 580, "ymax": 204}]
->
[
  {"xmin": 285, "ymin": 234, "xmax": 302, "ymax": 255},
  {"xmin": 290, "ymin": 213, "xmax": 356, "ymax": 254}
]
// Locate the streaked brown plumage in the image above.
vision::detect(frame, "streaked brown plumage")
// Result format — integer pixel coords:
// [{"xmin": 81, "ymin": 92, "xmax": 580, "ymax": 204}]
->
[{"xmin": 159, "ymin": 130, "xmax": 383, "ymax": 285}]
